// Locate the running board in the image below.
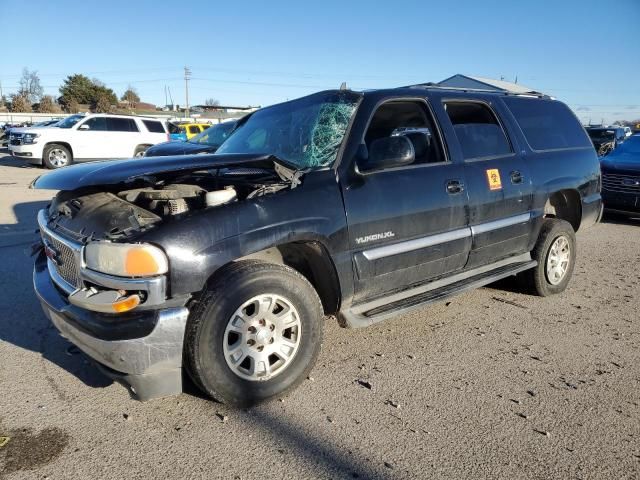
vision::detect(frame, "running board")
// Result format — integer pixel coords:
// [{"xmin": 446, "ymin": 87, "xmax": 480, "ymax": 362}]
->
[{"xmin": 339, "ymin": 253, "xmax": 536, "ymax": 328}]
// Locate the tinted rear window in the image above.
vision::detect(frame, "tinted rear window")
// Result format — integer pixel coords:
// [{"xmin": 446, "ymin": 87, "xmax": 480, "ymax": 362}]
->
[
  {"xmin": 444, "ymin": 102, "xmax": 512, "ymax": 159},
  {"xmin": 503, "ymin": 97, "xmax": 591, "ymax": 150},
  {"xmin": 107, "ymin": 117, "xmax": 139, "ymax": 132},
  {"xmin": 142, "ymin": 120, "xmax": 165, "ymax": 133}
]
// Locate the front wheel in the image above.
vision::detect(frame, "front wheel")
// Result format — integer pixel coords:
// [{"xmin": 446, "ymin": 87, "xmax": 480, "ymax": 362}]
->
[
  {"xmin": 43, "ymin": 144, "xmax": 72, "ymax": 169},
  {"xmin": 519, "ymin": 218, "xmax": 576, "ymax": 296},
  {"xmin": 133, "ymin": 145, "xmax": 149, "ymax": 158},
  {"xmin": 185, "ymin": 261, "xmax": 324, "ymax": 407}
]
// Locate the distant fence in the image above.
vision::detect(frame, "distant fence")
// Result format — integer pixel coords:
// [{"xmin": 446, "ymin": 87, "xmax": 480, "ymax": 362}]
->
[{"xmin": 0, "ymin": 110, "xmax": 249, "ymax": 124}]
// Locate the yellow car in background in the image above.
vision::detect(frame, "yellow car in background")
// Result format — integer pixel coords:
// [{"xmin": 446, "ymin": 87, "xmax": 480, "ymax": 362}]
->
[{"xmin": 168, "ymin": 122, "xmax": 211, "ymax": 141}]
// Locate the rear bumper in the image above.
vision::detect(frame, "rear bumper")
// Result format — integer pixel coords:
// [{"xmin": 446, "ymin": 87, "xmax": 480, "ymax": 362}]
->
[{"xmin": 34, "ymin": 252, "xmax": 189, "ymax": 400}]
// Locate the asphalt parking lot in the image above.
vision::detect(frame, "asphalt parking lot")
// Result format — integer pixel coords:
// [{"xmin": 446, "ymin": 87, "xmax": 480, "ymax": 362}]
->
[{"xmin": 0, "ymin": 150, "xmax": 638, "ymax": 480}]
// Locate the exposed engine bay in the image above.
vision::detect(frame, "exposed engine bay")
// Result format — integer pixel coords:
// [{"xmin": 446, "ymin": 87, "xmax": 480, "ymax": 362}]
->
[{"xmin": 46, "ymin": 164, "xmax": 300, "ymax": 242}]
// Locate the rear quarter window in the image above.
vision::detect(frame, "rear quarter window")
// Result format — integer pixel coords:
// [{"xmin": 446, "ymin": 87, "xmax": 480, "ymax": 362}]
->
[
  {"xmin": 502, "ymin": 97, "xmax": 591, "ymax": 151},
  {"xmin": 107, "ymin": 117, "xmax": 139, "ymax": 132},
  {"xmin": 142, "ymin": 120, "xmax": 165, "ymax": 133}
]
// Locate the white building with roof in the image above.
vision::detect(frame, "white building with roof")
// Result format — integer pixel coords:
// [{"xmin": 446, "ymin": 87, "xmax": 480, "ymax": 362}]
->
[{"xmin": 437, "ymin": 74, "xmax": 541, "ymax": 95}]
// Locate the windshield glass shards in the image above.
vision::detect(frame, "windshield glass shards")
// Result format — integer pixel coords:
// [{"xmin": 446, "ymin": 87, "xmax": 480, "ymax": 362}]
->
[{"xmin": 216, "ymin": 91, "xmax": 361, "ymax": 169}]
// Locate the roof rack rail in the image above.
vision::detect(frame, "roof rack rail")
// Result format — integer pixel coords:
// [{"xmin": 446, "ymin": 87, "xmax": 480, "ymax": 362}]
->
[{"xmin": 401, "ymin": 82, "xmax": 550, "ymax": 99}]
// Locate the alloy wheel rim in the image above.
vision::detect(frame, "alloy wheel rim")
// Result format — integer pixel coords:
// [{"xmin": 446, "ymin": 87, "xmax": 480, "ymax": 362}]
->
[
  {"xmin": 49, "ymin": 149, "xmax": 68, "ymax": 167},
  {"xmin": 223, "ymin": 294, "xmax": 302, "ymax": 381},
  {"xmin": 545, "ymin": 235, "xmax": 571, "ymax": 285}
]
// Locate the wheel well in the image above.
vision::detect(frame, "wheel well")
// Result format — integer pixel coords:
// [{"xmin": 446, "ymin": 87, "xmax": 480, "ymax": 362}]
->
[
  {"xmin": 236, "ymin": 242, "xmax": 341, "ymax": 315},
  {"xmin": 44, "ymin": 142, "xmax": 73, "ymax": 159},
  {"xmin": 544, "ymin": 189, "xmax": 582, "ymax": 231}
]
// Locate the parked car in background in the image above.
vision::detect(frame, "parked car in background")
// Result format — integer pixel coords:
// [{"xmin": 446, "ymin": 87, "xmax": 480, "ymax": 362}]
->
[
  {"xmin": 9, "ymin": 114, "xmax": 169, "ymax": 168},
  {"xmin": 600, "ymin": 134, "xmax": 640, "ymax": 216},
  {"xmin": 145, "ymin": 121, "xmax": 237, "ymax": 157},
  {"xmin": 1, "ymin": 122, "xmax": 33, "ymax": 147},
  {"xmin": 585, "ymin": 126, "xmax": 626, "ymax": 156},
  {"xmin": 168, "ymin": 122, "xmax": 211, "ymax": 142}
]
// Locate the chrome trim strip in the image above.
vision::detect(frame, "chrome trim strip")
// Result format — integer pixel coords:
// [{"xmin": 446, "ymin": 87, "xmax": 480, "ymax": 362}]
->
[
  {"xmin": 362, "ymin": 227, "xmax": 471, "ymax": 261},
  {"xmin": 361, "ymin": 212, "xmax": 532, "ymax": 261},
  {"xmin": 38, "ymin": 209, "xmax": 84, "ymax": 292},
  {"xmin": 81, "ymin": 269, "xmax": 167, "ymax": 307},
  {"xmin": 470, "ymin": 212, "xmax": 531, "ymax": 236},
  {"xmin": 46, "ymin": 258, "xmax": 76, "ymax": 295}
]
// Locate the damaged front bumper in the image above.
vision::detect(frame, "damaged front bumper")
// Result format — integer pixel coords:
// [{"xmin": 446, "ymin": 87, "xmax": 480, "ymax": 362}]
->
[{"xmin": 34, "ymin": 252, "xmax": 189, "ymax": 400}]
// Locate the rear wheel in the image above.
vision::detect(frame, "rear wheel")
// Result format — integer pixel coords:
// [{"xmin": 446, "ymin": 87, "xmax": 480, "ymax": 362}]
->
[
  {"xmin": 185, "ymin": 261, "xmax": 324, "ymax": 407},
  {"xmin": 43, "ymin": 144, "xmax": 72, "ymax": 169},
  {"xmin": 520, "ymin": 218, "xmax": 576, "ymax": 296}
]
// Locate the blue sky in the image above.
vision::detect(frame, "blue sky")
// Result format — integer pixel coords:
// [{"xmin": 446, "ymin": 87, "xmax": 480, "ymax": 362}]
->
[{"xmin": 1, "ymin": 0, "xmax": 639, "ymax": 123}]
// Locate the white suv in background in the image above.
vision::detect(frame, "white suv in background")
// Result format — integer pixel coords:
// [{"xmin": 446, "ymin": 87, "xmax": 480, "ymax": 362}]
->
[{"xmin": 9, "ymin": 114, "xmax": 169, "ymax": 168}]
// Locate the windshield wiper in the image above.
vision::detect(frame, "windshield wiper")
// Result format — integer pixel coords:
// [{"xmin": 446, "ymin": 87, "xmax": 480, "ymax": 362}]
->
[{"xmin": 269, "ymin": 155, "xmax": 306, "ymax": 188}]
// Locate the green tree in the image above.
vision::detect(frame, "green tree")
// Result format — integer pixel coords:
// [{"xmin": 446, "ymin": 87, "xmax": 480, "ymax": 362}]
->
[
  {"xmin": 120, "ymin": 86, "xmax": 140, "ymax": 108},
  {"xmin": 59, "ymin": 74, "xmax": 117, "ymax": 107},
  {"xmin": 36, "ymin": 95, "xmax": 61, "ymax": 113},
  {"xmin": 10, "ymin": 93, "xmax": 32, "ymax": 112},
  {"xmin": 59, "ymin": 74, "xmax": 95, "ymax": 104},
  {"xmin": 19, "ymin": 68, "xmax": 44, "ymax": 103}
]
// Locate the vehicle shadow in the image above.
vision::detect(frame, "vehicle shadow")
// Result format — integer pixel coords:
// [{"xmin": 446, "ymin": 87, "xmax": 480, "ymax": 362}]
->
[
  {"xmin": 0, "ymin": 149, "xmax": 40, "ymax": 169},
  {"xmin": 600, "ymin": 211, "xmax": 640, "ymax": 226},
  {"xmin": 0, "ymin": 201, "xmax": 112, "ymax": 391}
]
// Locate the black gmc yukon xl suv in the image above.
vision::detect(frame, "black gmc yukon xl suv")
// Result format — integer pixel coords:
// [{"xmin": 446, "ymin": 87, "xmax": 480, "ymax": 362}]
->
[{"xmin": 32, "ymin": 86, "xmax": 602, "ymax": 406}]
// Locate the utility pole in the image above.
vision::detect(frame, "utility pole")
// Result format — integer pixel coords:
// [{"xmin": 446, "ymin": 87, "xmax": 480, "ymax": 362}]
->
[{"xmin": 184, "ymin": 66, "xmax": 191, "ymax": 119}]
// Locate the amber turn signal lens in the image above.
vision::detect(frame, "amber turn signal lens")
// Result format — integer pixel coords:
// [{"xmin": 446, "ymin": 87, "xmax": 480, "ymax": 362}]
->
[
  {"xmin": 125, "ymin": 248, "xmax": 160, "ymax": 276},
  {"xmin": 111, "ymin": 294, "xmax": 141, "ymax": 313}
]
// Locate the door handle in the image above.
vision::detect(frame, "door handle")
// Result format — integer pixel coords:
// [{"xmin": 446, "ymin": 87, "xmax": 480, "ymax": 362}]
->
[
  {"xmin": 446, "ymin": 179, "xmax": 464, "ymax": 194},
  {"xmin": 510, "ymin": 170, "xmax": 524, "ymax": 184}
]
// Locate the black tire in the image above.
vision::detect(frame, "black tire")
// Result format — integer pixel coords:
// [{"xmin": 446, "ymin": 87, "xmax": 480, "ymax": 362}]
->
[
  {"xmin": 133, "ymin": 145, "xmax": 149, "ymax": 158},
  {"xmin": 185, "ymin": 260, "xmax": 324, "ymax": 407},
  {"xmin": 519, "ymin": 218, "xmax": 576, "ymax": 296},
  {"xmin": 43, "ymin": 143, "xmax": 72, "ymax": 169}
]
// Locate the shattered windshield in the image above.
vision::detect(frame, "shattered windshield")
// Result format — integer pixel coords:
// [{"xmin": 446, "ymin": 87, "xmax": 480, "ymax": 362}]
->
[{"xmin": 216, "ymin": 91, "xmax": 361, "ymax": 169}]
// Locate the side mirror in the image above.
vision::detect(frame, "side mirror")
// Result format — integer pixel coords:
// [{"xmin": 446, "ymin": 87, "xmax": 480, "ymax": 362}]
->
[
  {"xmin": 79, "ymin": 124, "xmax": 90, "ymax": 130},
  {"xmin": 358, "ymin": 136, "xmax": 415, "ymax": 173}
]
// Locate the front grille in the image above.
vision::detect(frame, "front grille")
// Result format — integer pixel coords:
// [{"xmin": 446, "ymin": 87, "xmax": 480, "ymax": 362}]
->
[
  {"xmin": 41, "ymin": 230, "xmax": 81, "ymax": 289},
  {"xmin": 9, "ymin": 133, "xmax": 22, "ymax": 146},
  {"xmin": 602, "ymin": 173, "xmax": 640, "ymax": 193}
]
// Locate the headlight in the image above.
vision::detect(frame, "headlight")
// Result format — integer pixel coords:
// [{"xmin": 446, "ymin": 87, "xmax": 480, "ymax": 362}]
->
[
  {"xmin": 85, "ymin": 242, "xmax": 168, "ymax": 277},
  {"xmin": 23, "ymin": 133, "xmax": 40, "ymax": 144}
]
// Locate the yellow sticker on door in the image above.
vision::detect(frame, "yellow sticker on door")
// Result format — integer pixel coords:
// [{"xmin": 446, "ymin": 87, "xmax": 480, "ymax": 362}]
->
[{"xmin": 486, "ymin": 169, "xmax": 502, "ymax": 191}]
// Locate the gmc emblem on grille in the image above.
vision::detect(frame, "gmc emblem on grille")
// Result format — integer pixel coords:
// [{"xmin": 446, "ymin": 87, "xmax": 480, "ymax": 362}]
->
[
  {"xmin": 43, "ymin": 243, "xmax": 61, "ymax": 265},
  {"xmin": 622, "ymin": 178, "xmax": 640, "ymax": 187}
]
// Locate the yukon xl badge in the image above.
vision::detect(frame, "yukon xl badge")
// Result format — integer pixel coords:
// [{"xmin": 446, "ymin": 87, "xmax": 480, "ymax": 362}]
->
[{"xmin": 355, "ymin": 231, "xmax": 395, "ymax": 245}]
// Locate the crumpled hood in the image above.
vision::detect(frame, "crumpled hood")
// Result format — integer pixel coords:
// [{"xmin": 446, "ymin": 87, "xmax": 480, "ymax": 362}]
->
[
  {"xmin": 145, "ymin": 140, "xmax": 217, "ymax": 157},
  {"xmin": 31, "ymin": 153, "xmax": 281, "ymax": 190},
  {"xmin": 600, "ymin": 150, "xmax": 640, "ymax": 175}
]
